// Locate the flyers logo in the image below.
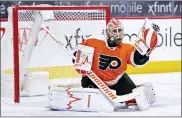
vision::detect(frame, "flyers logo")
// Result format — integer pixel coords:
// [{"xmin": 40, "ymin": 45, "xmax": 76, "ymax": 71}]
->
[{"xmin": 99, "ymin": 54, "xmax": 121, "ymax": 70}]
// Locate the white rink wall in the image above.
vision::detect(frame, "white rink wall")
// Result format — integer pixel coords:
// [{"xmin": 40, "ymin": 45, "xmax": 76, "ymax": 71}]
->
[
  {"xmin": 1, "ymin": 19, "xmax": 181, "ymax": 60},
  {"xmin": 1, "ymin": 18, "xmax": 181, "ymax": 73}
]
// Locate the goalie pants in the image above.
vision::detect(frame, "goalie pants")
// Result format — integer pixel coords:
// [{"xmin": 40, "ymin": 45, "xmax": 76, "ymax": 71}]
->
[{"xmin": 81, "ymin": 73, "xmax": 136, "ymax": 95}]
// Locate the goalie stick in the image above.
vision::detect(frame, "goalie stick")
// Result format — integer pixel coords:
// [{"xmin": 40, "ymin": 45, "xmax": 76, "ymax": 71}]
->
[{"xmin": 41, "ymin": 24, "xmax": 136, "ymax": 103}]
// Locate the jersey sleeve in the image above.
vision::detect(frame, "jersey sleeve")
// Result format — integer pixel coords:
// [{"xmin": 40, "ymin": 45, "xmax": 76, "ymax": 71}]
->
[
  {"xmin": 127, "ymin": 44, "xmax": 149, "ymax": 67},
  {"xmin": 126, "ymin": 44, "xmax": 137, "ymax": 66},
  {"xmin": 80, "ymin": 38, "xmax": 94, "ymax": 46},
  {"xmin": 80, "ymin": 39, "xmax": 88, "ymax": 45}
]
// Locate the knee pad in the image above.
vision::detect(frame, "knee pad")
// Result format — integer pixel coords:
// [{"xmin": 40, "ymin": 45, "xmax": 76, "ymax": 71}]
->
[{"xmin": 132, "ymin": 82, "xmax": 156, "ymax": 111}]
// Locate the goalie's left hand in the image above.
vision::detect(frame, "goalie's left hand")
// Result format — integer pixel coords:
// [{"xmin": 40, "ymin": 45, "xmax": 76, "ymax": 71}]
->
[{"xmin": 133, "ymin": 19, "xmax": 159, "ymax": 56}]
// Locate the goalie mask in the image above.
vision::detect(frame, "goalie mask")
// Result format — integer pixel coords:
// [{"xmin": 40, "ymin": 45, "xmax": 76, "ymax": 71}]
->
[{"xmin": 106, "ymin": 18, "xmax": 124, "ymax": 45}]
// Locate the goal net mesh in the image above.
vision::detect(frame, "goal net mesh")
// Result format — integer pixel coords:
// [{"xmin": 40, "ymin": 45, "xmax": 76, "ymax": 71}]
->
[{"xmin": 1, "ymin": 5, "xmax": 109, "ymax": 103}]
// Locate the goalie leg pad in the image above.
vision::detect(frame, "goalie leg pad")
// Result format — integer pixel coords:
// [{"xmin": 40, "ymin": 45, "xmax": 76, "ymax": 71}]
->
[
  {"xmin": 49, "ymin": 86, "xmax": 114, "ymax": 112},
  {"xmin": 139, "ymin": 82, "xmax": 156, "ymax": 104},
  {"xmin": 132, "ymin": 82, "xmax": 156, "ymax": 111}
]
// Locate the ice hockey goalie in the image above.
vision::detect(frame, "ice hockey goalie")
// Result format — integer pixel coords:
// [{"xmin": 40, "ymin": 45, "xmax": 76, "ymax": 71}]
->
[{"xmin": 49, "ymin": 18, "xmax": 159, "ymax": 112}]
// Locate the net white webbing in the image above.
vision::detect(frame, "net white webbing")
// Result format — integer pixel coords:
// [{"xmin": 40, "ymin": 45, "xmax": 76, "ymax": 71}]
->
[{"xmin": 1, "ymin": 5, "xmax": 108, "ymax": 103}]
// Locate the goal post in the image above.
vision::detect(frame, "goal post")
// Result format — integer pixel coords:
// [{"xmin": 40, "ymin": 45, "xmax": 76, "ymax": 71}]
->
[{"xmin": 1, "ymin": 5, "xmax": 110, "ymax": 103}]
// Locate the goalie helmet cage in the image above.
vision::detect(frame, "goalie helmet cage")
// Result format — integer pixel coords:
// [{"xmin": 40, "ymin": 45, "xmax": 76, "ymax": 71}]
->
[{"xmin": 1, "ymin": 5, "xmax": 110, "ymax": 103}]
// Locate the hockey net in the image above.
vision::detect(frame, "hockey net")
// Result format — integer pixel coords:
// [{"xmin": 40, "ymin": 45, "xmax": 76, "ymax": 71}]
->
[{"xmin": 1, "ymin": 5, "xmax": 110, "ymax": 103}]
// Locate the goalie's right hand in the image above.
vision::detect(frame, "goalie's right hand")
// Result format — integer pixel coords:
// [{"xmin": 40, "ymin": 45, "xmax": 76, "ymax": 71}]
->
[
  {"xmin": 72, "ymin": 51, "xmax": 88, "ymax": 76},
  {"xmin": 73, "ymin": 44, "xmax": 95, "ymax": 76},
  {"xmin": 73, "ymin": 52, "xmax": 87, "ymax": 76}
]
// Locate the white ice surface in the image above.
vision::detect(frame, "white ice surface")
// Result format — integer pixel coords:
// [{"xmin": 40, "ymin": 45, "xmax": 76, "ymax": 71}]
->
[{"xmin": 1, "ymin": 72, "xmax": 181, "ymax": 116}]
